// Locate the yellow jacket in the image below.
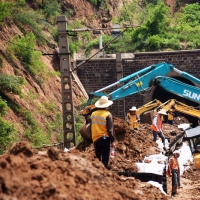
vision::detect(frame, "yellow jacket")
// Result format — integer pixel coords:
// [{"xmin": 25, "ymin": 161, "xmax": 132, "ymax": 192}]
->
[
  {"xmin": 127, "ymin": 113, "xmax": 139, "ymax": 129},
  {"xmin": 91, "ymin": 110, "xmax": 110, "ymax": 142},
  {"xmin": 168, "ymin": 113, "xmax": 174, "ymax": 120}
]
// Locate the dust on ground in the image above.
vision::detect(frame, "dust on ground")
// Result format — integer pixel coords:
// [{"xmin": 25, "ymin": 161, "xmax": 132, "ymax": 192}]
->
[{"xmin": 0, "ymin": 116, "xmax": 199, "ymax": 200}]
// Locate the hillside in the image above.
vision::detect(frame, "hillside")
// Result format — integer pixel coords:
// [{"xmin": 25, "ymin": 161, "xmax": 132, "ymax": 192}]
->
[{"xmin": 0, "ymin": 17, "xmax": 86, "ymax": 149}]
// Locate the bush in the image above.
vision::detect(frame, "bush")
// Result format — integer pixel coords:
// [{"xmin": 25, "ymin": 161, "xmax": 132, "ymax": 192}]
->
[
  {"xmin": 0, "ymin": 1, "xmax": 13, "ymax": 24},
  {"xmin": 21, "ymin": 109, "xmax": 52, "ymax": 147},
  {"xmin": 9, "ymin": 33, "xmax": 46, "ymax": 82},
  {"xmin": 0, "ymin": 74, "xmax": 25, "ymax": 96},
  {"xmin": 42, "ymin": 0, "xmax": 61, "ymax": 20},
  {"xmin": 24, "ymin": 127, "xmax": 52, "ymax": 147},
  {"xmin": 12, "ymin": 9, "xmax": 45, "ymax": 43},
  {"xmin": 0, "ymin": 96, "xmax": 8, "ymax": 116},
  {"xmin": 0, "ymin": 56, "xmax": 3, "ymax": 68},
  {"xmin": 0, "ymin": 117, "xmax": 16, "ymax": 154},
  {"xmin": 145, "ymin": 35, "xmax": 162, "ymax": 50}
]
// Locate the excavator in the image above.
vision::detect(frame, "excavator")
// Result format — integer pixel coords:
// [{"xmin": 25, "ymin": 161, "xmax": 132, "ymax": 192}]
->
[
  {"xmin": 156, "ymin": 99, "xmax": 200, "ymax": 119},
  {"xmin": 143, "ymin": 99, "xmax": 200, "ymax": 125},
  {"xmin": 80, "ymin": 62, "xmax": 200, "ymax": 141},
  {"xmin": 87, "ymin": 62, "xmax": 200, "ymax": 104}
]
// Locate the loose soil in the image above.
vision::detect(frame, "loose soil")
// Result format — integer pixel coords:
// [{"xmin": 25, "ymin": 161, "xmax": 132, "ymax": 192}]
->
[{"xmin": 1, "ymin": 116, "xmax": 199, "ymax": 200}]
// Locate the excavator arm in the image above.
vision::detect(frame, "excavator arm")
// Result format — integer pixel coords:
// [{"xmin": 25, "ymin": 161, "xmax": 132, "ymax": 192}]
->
[
  {"xmin": 136, "ymin": 99, "xmax": 162, "ymax": 116},
  {"xmin": 88, "ymin": 62, "xmax": 174, "ymax": 104},
  {"xmin": 88, "ymin": 62, "xmax": 200, "ymax": 104},
  {"xmin": 173, "ymin": 103, "xmax": 200, "ymax": 119},
  {"xmin": 155, "ymin": 77, "xmax": 200, "ymax": 103},
  {"xmin": 157, "ymin": 99, "xmax": 200, "ymax": 119}
]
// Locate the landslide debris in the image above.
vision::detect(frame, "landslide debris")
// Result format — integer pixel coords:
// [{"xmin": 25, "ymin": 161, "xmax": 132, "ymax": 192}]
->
[
  {"xmin": 0, "ymin": 141, "xmax": 167, "ymax": 200},
  {"xmin": 0, "ymin": 116, "xmax": 193, "ymax": 200},
  {"xmin": 77, "ymin": 116, "xmax": 186, "ymax": 172}
]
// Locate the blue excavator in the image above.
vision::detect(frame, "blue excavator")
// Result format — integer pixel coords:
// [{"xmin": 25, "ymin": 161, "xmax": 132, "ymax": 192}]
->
[
  {"xmin": 87, "ymin": 62, "xmax": 200, "ymax": 104},
  {"xmin": 81, "ymin": 62, "xmax": 200, "ymax": 125},
  {"xmin": 80, "ymin": 62, "xmax": 200, "ymax": 140},
  {"xmin": 80, "ymin": 62, "xmax": 200, "ymax": 169}
]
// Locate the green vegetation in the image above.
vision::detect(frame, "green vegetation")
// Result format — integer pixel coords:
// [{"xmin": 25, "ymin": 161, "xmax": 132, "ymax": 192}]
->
[
  {"xmin": 0, "ymin": 56, "xmax": 4, "ymax": 68},
  {"xmin": 1, "ymin": 0, "xmax": 200, "ymax": 55},
  {"xmin": 87, "ymin": 0, "xmax": 101, "ymax": 6},
  {"xmin": 0, "ymin": 0, "xmax": 13, "ymax": 24},
  {"xmin": 75, "ymin": 113, "xmax": 84, "ymax": 144},
  {"xmin": 21, "ymin": 109, "xmax": 52, "ymax": 147},
  {"xmin": 86, "ymin": 1, "xmax": 200, "ymax": 54},
  {"xmin": 0, "ymin": 117, "xmax": 17, "ymax": 154},
  {"xmin": 0, "ymin": 97, "xmax": 8, "ymax": 116},
  {"xmin": 38, "ymin": 0, "xmax": 61, "ymax": 23},
  {"xmin": 12, "ymin": 9, "xmax": 46, "ymax": 44},
  {"xmin": 0, "ymin": 74, "xmax": 25, "ymax": 96},
  {"xmin": 8, "ymin": 32, "xmax": 47, "ymax": 84}
]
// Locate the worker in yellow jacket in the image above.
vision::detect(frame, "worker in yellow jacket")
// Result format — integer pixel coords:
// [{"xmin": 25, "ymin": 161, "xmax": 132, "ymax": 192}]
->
[
  {"xmin": 91, "ymin": 96, "xmax": 116, "ymax": 168},
  {"xmin": 126, "ymin": 106, "xmax": 140, "ymax": 130},
  {"xmin": 167, "ymin": 109, "xmax": 175, "ymax": 125}
]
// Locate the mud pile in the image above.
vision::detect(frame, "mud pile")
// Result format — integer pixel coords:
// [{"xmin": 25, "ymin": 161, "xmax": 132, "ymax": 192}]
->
[
  {"xmin": 0, "ymin": 141, "xmax": 168, "ymax": 200},
  {"xmin": 77, "ymin": 116, "xmax": 186, "ymax": 172},
  {"xmin": 0, "ymin": 116, "xmax": 191, "ymax": 200}
]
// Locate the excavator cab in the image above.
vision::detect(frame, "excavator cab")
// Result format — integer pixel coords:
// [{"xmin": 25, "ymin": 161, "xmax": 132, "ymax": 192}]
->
[{"xmin": 184, "ymin": 126, "xmax": 200, "ymax": 169}]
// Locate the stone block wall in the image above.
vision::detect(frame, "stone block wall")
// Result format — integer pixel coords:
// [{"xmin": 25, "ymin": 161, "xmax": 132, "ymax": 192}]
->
[{"xmin": 76, "ymin": 50, "xmax": 200, "ymax": 119}]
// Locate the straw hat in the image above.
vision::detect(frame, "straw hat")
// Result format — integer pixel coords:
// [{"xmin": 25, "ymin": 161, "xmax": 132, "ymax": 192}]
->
[
  {"xmin": 95, "ymin": 96, "xmax": 113, "ymax": 108},
  {"xmin": 173, "ymin": 150, "xmax": 180, "ymax": 155},
  {"xmin": 129, "ymin": 106, "xmax": 137, "ymax": 111},
  {"xmin": 157, "ymin": 109, "xmax": 167, "ymax": 115}
]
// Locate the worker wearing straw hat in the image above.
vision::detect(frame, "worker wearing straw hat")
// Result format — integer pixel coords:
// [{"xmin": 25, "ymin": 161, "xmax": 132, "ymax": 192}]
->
[
  {"xmin": 126, "ymin": 106, "xmax": 140, "ymax": 130},
  {"xmin": 91, "ymin": 96, "xmax": 116, "ymax": 168},
  {"xmin": 151, "ymin": 109, "xmax": 167, "ymax": 148}
]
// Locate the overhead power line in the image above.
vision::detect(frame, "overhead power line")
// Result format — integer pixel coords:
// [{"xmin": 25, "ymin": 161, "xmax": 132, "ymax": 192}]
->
[
  {"xmin": 69, "ymin": 25, "xmax": 140, "ymax": 33},
  {"xmin": 72, "ymin": 28, "xmax": 129, "ymax": 72}
]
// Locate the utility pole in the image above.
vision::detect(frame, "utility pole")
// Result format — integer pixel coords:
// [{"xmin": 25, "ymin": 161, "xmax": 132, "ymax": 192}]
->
[
  {"xmin": 57, "ymin": 16, "xmax": 76, "ymax": 149},
  {"xmin": 116, "ymin": 53, "xmax": 125, "ymax": 118}
]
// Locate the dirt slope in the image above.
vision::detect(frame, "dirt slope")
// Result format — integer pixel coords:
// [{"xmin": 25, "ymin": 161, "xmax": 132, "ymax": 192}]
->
[{"xmin": 1, "ymin": 116, "xmax": 200, "ymax": 199}]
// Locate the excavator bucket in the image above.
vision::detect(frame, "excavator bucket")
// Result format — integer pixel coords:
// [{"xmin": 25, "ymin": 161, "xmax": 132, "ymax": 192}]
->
[
  {"xmin": 79, "ymin": 104, "xmax": 96, "ymax": 141},
  {"xmin": 143, "ymin": 110, "xmax": 156, "ymax": 124},
  {"xmin": 80, "ymin": 124, "xmax": 92, "ymax": 141},
  {"xmin": 80, "ymin": 104, "xmax": 96, "ymax": 116}
]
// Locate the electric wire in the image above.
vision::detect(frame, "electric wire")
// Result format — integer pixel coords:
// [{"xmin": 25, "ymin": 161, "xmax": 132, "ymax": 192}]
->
[{"xmin": 72, "ymin": 28, "xmax": 127, "ymax": 72}]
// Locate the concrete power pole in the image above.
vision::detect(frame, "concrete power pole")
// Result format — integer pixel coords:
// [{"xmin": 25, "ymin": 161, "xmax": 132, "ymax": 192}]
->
[
  {"xmin": 57, "ymin": 16, "xmax": 76, "ymax": 149},
  {"xmin": 116, "ymin": 53, "xmax": 125, "ymax": 118}
]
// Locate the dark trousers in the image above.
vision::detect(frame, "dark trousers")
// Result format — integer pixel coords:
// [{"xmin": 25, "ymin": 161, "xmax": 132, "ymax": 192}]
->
[
  {"xmin": 168, "ymin": 120, "xmax": 173, "ymax": 125},
  {"xmin": 172, "ymin": 169, "xmax": 180, "ymax": 187},
  {"xmin": 153, "ymin": 130, "xmax": 165, "ymax": 146},
  {"xmin": 94, "ymin": 137, "xmax": 110, "ymax": 168}
]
